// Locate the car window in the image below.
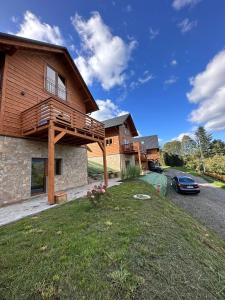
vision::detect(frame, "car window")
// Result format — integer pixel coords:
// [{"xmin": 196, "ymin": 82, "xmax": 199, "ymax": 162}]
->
[{"xmin": 179, "ymin": 177, "xmax": 194, "ymax": 183}]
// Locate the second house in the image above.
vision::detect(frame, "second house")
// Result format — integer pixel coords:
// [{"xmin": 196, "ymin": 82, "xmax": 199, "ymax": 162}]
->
[{"xmin": 88, "ymin": 114, "xmax": 141, "ymax": 173}]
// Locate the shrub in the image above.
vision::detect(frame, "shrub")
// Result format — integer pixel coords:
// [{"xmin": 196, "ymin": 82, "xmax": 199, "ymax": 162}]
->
[
  {"xmin": 162, "ymin": 152, "xmax": 184, "ymax": 167},
  {"xmin": 121, "ymin": 166, "xmax": 141, "ymax": 180},
  {"xmin": 87, "ymin": 184, "xmax": 107, "ymax": 207},
  {"xmin": 204, "ymin": 155, "xmax": 225, "ymax": 175}
]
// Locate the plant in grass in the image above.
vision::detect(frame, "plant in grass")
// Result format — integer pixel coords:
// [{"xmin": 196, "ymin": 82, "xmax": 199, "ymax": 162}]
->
[
  {"xmin": 121, "ymin": 166, "xmax": 141, "ymax": 180},
  {"xmin": 87, "ymin": 184, "xmax": 106, "ymax": 207}
]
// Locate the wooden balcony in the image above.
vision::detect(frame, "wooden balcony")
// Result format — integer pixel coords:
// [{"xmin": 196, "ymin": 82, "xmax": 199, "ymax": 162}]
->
[
  {"xmin": 122, "ymin": 143, "xmax": 139, "ymax": 154},
  {"xmin": 21, "ymin": 97, "xmax": 105, "ymax": 145}
]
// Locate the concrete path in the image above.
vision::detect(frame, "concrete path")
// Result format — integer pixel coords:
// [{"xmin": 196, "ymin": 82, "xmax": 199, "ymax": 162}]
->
[
  {"xmin": 0, "ymin": 178, "xmax": 121, "ymax": 227},
  {"xmin": 166, "ymin": 168, "xmax": 225, "ymax": 239}
]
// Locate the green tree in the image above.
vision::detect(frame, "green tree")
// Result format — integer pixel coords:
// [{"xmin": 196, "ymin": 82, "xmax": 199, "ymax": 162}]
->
[
  {"xmin": 181, "ymin": 135, "xmax": 197, "ymax": 156},
  {"xmin": 210, "ymin": 139, "xmax": 225, "ymax": 155},
  {"xmin": 163, "ymin": 140, "xmax": 182, "ymax": 156},
  {"xmin": 195, "ymin": 126, "xmax": 212, "ymax": 158}
]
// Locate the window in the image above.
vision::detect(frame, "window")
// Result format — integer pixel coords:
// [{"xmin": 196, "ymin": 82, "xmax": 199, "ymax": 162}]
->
[
  {"xmin": 106, "ymin": 138, "xmax": 113, "ymax": 146},
  {"xmin": 46, "ymin": 65, "xmax": 66, "ymax": 100},
  {"xmin": 55, "ymin": 159, "xmax": 62, "ymax": 175}
]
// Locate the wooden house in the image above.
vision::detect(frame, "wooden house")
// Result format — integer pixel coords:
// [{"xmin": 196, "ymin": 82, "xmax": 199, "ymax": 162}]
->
[
  {"xmin": 0, "ymin": 32, "xmax": 107, "ymax": 206},
  {"xmin": 88, "ymin": 114, "xmax": 142, "ymax": 173},
  {"xmin": 133, "ymin": 135, "xmax": 160, "ymax": 169}
]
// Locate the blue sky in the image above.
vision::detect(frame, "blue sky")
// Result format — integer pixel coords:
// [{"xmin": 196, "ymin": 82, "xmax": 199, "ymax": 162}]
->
[{"xmin": 1, "ymin": 0, "xmax": 225, "ymax": 143}]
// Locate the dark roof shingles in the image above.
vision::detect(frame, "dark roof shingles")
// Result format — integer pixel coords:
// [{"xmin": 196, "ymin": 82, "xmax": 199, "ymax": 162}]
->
[{"xmin": 133, "ymin": 135, "xmax": 159, "ymax": 149}]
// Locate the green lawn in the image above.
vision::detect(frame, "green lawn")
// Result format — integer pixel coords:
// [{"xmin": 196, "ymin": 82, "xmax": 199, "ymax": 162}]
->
[
  {"xmin": 88, "ymin": 161, "xmax": 115, "ymax": 179},
  {"xmin": 167, "ymin": 166, "xmax": 225, "ymax": 189},
  {"xmin": 1, "ymin": 181, "xmax": 225, "ymax": 299}
]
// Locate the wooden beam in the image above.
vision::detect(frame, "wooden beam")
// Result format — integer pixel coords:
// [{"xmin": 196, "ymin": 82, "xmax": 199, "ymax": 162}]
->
[
  {"xmin": 137, "ymin": 142, "xmax": 142, "ymax": 171},
  {"xmin": 48, "ymin": 123, "xmax": 55, "ymax": 204},
  {"xmin": 98, "ymin": 141, "xmax": 108, "ymax": 187},
  {"xmin": 54, "ymin": 131, "xmax": 66, "ymax": 144}
]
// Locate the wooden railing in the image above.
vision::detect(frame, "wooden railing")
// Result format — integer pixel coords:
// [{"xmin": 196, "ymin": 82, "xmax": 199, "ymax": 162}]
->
[
  {"xmin": 21, "ymin": 97, "xmax": 105, "ymax": 140},
  {"xmin": 122, "ymin": 143, "xmax": 139, "ymax": 153}
]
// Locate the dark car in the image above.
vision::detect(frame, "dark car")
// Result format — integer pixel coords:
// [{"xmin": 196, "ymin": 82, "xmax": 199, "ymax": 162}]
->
[
  {"xmin": 150, "ymin": 166, "xmax": 163, "ymax": 173},
  {"xmin": 172, "ymin": 176, "xmax": 200, "ymax": 194}
]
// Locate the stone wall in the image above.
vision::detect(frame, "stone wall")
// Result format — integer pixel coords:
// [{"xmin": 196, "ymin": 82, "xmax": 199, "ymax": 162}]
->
[
  {"xmin": 0, "ymin": 136, "xmax": 88, "ymax": 206},
  {"xmin": 120, "ymin": 154, "xmax": 136, "ymax": 171}
]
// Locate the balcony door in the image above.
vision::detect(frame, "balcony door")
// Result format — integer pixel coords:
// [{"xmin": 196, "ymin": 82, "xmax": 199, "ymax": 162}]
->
[{"xmin": 31, "ymin": 158, "xmax": 46, "ymax": 195}]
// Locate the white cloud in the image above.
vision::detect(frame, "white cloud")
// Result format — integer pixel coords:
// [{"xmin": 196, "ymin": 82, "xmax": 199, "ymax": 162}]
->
[
  {"xmin": 170, "ymin": 59, "xmax": 178, "ymax": 66},
  {"xmin": 149, "ymin": 27, "xmax": 159, "ymax": 40},
  {"xmin": 11, "ymin": 16, "xmax": 18, "ymax": 23},
  {"xmin": 178, "ymin": 18, "xmax": 197, "ymax": 33},
  {"xmin": 130, "ymin": 70, "xmax": 154, "ymax": 89},
  {"xmin": 71, "ymin": 12, "xmax": 136, "ymax": 90},
  {"xmin": 187, "ymin": 50, "xmax": 225, "ymax": 132},
  {"xmin": 12, "ymin": 11, "xmax": 64, "ymax": 45},
  {"xmin": 164, "ymin": 75, "xmax": 178, "ymax": 85},
  {"xmin": 91, "ymin": 99, "xmax": 128, "ymax": 121},
  {"xmin": 172, "ymin": 0, "xmax": 201, "ymax": 10}
]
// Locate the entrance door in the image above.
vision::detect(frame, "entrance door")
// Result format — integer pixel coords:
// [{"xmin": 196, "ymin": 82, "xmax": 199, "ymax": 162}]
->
[{"xmin": 31, "ymin": 158, "xmax": 46, "ymax": 195}]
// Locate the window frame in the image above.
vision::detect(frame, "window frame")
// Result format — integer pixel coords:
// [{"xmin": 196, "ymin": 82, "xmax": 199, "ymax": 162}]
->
[
  {"xmin": 55, "ymin": 158, "xmax": 63, "ymax": 175},
  {"xmin": 45, "ymin": 64, "xmax": 67, "ymax": 101},
  {"xmin": 106, "ymin": 138, "xmax": 113, "ymax": 146}
]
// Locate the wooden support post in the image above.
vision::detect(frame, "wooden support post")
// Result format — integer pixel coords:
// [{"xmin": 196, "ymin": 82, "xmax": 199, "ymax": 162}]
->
[
  {"xmin": 137, "ymin": 142, "xmax": 142, "ymax": 171},
  {"xmin": 48, "ymin": 122, "xmax": 55, "ymax": 204},
  {"xmin": 103, "ymin": 146, "xmax": 108, "ymax": 187},
  {"xmin": 98, "ymin": 142, "xmax": 108, "ymax": 187}
]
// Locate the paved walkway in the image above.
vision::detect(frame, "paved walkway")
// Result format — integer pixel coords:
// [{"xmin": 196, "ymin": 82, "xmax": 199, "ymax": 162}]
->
[{"xmin": 0, "ymin": 178, "xmax": 121, "ymax": 227}]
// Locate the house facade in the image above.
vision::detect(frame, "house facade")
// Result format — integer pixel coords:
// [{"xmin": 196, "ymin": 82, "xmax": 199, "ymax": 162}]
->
[
  {"xmin": 88, "ymin": 114, "xmax": 141, "ymax": 173},
  {"xmin": 133, "ymin": 135, "xmax": 160, "ymax": 169},
  {"xmin": 0, "ymin": 33, "xmax": 107, "ymax": 206}
]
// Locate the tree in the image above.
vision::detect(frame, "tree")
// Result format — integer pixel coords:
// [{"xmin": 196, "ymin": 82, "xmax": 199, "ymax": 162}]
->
[
  {"xmin": 181, "ymin": 135, "xmax": 197, "ymax": 156},
  {"xmin": 195, "ymin": 126, "xmax": 212, "ymax": 158},
  {"xmin": 210, "ymin": 139, "xmax": 225, "ymax": 155},
  {"xmin": 163, "ymin": 140, "xmax": 182, "ymax": 156}
]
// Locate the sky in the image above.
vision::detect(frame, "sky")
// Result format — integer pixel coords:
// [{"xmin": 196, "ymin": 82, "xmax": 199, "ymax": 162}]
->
[{"xmin": 1, "ymin": 0, "xmax": 225, "ymax": 144}]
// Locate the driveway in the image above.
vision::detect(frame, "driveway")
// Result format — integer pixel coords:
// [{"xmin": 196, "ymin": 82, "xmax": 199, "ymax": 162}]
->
[{"xmin": 166, "ymin": 168, "xmax": 225, "ymax": 239}]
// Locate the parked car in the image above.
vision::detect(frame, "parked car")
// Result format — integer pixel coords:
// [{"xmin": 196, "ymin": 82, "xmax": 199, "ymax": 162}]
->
[
  {"xmin": 172, "ymin": 176, "xmax": 200, "ymax": 194},
  {"xmin": 149, "ymin": 166, "xmax": 163, "ymax": 173}
]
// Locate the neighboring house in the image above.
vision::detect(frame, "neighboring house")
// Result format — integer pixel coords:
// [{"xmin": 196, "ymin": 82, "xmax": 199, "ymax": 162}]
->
[
  {"xmin": 88, "ymin": 114, "xmax": 141, "ymax": 173},
  {"xmin": 0, "ymin": 32, "xmax": 107, "ymax": 206},
  {"xmin": 133, "ymin": 135, "xmax": 160, "ymax": 169}
]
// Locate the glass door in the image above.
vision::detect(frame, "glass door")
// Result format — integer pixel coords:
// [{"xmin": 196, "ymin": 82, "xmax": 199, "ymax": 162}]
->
[{"xmin": 31, "ymin": 158, "xmax": 46, "ymax": 195}]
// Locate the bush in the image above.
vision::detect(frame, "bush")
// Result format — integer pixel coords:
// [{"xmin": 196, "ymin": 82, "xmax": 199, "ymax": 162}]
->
[
  {"xmin": 87, "ymin": 184, "xmax": 107, "ymax": 207},
  {"xmin": 121, "ymin": 166, "xmax": 141, "ymax": 180},
  {"xmin": 204, "ymin": 155, "xmax": 225, "ymax": 175},
  {"xmin": 162, "ymin": 152, "xmax": 184, "ymax": 167}
]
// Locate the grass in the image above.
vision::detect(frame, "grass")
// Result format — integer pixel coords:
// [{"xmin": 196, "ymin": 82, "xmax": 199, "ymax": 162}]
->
[
  {"xmin": 88, "ymin": 161, "xmax": 115, "ymax": 178},
  {"xmin": 167, "ymin": 166, "xmax": 225, "ymax": 189},
  {"xmin": 1, "ymin": 181, "xmax": 225, "ymax": 298}
]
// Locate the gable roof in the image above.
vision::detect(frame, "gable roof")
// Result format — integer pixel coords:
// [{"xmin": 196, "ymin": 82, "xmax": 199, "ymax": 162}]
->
[
  {"xmin": 133, "ymin": 135, "xmax": 159, "ymax": 150},
  {"xmin": 0, "ymin": 32, "xmax": 98, "ymax": 114},
  {"xmin": 102, "ymin": 113, "xmax": 138, "ymax": 137}
]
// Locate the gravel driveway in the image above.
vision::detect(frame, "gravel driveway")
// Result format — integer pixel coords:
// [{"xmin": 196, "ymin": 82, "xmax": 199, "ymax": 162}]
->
[{"xmin": 166, "ymin": 168, "xmax": 225, "ymax": 239}]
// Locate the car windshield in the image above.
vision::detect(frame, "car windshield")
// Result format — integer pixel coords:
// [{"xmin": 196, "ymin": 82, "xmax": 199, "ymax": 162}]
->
[{"xmin": 179, "ymin": 177, "xmax": 194, "ymax": 183}]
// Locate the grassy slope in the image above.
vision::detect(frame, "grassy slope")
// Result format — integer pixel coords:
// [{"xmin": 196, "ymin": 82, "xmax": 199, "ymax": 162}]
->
[
  {"xmin": 88, "ymin": 161, "xmax": 115, "ymax": 178},
  {"xmin": 1, "ymin": 181, "xmax": 225, "ymax": 299},
  {"xmin": 169, "ymin": 166, "xmax": 225, "ymax": 189}
]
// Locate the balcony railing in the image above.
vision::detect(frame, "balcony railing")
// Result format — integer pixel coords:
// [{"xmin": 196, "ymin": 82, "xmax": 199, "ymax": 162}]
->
[
  {"xmin": 21, "ymin": 97, "xmax": 105, "ymax": 141},
  {"xmin": 122, "ymin": 142, "xmax": 139, "ymax": 153}
]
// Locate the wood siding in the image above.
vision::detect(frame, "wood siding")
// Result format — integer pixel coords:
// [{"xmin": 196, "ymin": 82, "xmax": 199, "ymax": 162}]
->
[
  {"xmin": 146, "ymin": 148, "xmax": 160, "ymax": 161},
  {"xmin": 0, "ymin": 49, "xmax": 87, "ymax": 137},
  {"xmin": 88, "ymin": 127, "xmax": 120, "ymax": 157}
]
